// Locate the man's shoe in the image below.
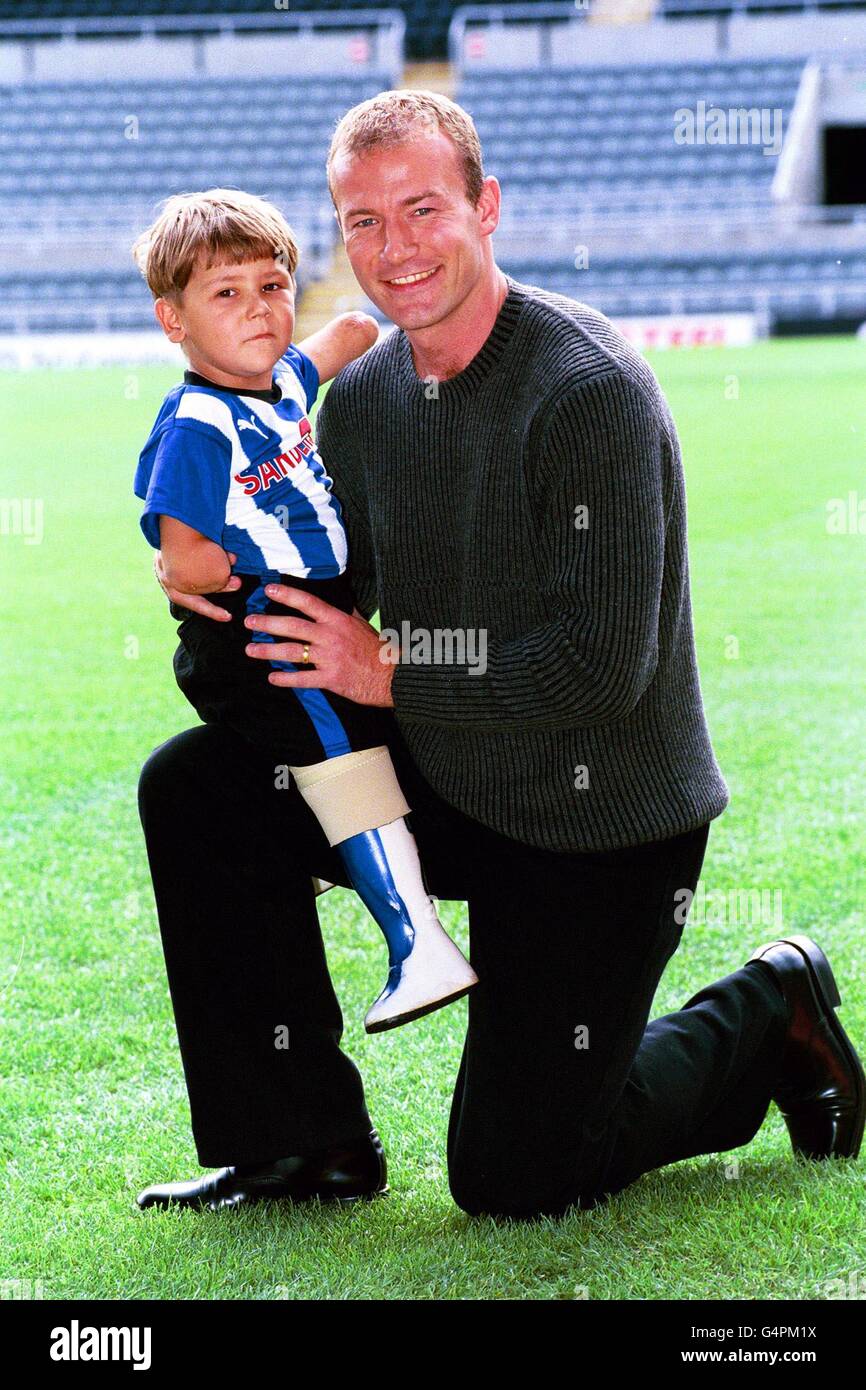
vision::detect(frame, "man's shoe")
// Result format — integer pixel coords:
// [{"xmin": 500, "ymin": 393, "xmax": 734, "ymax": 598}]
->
[
  {"xmin": 136, "ymin": 1128, "xmax": 387, "ymax": 1211},
  {"xmin": 747, "ymin": 934, "xmax": 866, "ymax": 1159}
]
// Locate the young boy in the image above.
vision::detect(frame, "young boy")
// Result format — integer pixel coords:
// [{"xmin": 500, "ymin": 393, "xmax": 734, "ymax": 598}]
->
[{"xmin": 132, "ymin": 188, "xmax": 477, "ymax": 1033}]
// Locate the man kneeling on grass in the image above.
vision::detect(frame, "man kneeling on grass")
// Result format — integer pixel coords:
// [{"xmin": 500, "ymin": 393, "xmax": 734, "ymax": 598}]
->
[{"xmin": 136, "ymin": 91, "xmax": 865, "ymax": 1218}]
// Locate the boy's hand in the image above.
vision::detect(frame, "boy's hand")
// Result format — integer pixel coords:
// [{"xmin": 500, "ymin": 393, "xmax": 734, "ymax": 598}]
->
[{"xmin": 154, "ymin": 549, "xmax": 241, "ymax": 621}]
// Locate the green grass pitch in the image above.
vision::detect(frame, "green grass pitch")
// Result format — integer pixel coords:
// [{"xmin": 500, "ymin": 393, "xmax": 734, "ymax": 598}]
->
[{"xmin": 1, "ymin": 337, "xmax": 864, "ymax": 1299}]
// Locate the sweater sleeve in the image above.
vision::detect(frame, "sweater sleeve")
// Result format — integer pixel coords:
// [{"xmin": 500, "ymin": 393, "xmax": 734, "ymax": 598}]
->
[
  {"xmin": 315, "ymin": 386, "xmax": 380, "ymax": 622},
  {"xmin": 390, "ymin": 370, "xmax": 667, "ymax": 731}
]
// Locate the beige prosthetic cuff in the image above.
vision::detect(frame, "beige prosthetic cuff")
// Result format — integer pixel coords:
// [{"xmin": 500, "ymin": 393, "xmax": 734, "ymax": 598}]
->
[{"xmin": 290, "ymin": 746, "xmax": 411, "ymax": 847}]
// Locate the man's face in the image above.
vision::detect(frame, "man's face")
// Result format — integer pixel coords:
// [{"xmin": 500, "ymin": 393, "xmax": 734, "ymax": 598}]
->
[
  {"xmin": 156, "ymin": 253, "xmax": 295, "ymax": 390},
  {"xmin": 331, "ymin": 128, "xmax": 497, "ymax": 333}
]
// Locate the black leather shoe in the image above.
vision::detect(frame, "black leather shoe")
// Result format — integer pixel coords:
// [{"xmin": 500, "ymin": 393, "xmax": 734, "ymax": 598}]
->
[
  {"xmin": 747, "ymin": 935, "xmax": 865, "ymax": 1159},
  {"xmin": 136, "ymin": 1128, "xmax": 388, "ymax": 1211}
]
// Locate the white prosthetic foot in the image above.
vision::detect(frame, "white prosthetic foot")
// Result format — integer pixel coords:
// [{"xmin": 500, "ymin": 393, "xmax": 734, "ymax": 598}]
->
[
  {"xmin": 364, "ymin": 897, "xmax": 478, "ymax": 1033},
  {"xmin": 357, "ymin": 820, "xmax": 478, "ymax": 1034}
]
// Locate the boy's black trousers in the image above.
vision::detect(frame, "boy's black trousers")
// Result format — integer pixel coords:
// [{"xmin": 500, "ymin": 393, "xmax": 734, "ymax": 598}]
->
[{"xmin": 137, "ymin": 719, "xmax": 788, "ymax": 1218}]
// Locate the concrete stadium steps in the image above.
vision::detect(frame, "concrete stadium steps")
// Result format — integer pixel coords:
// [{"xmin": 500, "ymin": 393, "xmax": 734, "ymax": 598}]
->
[
  {"xmin": 398, "ymin": 61, "xmax": 456, "ymax": 96},
  {"xmin": 590, "ymin": 0, "xmax": 659, "ymax": 23}
]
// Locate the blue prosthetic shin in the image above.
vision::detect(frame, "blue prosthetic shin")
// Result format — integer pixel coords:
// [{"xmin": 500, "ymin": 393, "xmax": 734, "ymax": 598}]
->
[{"xmin": 336, "ymin": 826, "xmax": 415, "ymax": 1002}]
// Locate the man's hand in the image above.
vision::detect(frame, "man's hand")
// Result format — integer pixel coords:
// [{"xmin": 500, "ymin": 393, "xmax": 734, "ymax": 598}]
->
[
  {"xmin": 154, "ymin": 549, "xmax": 241, "ymax": 621},
  {"xmin": 243, "ymin": 583, "xmax": 395, "ymax": 707}
]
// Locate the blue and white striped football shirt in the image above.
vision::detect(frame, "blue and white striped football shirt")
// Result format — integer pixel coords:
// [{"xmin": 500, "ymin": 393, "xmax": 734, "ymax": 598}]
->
[{"xmin": 134, "ymin": 346, "xmax": 347, "ymax": 579}]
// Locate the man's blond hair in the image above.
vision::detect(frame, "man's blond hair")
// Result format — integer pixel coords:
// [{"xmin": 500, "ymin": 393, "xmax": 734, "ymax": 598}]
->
[
  {"xmin": 327, "ymin": 89, "xmax": 485, "ymax": 209},
  {"xmin": 132, "ymin": 188, "xmax": 299, "ymax": 301}
]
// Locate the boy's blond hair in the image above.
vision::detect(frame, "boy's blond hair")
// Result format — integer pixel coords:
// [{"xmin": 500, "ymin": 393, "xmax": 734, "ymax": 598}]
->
[
  {"xmin": 132, "ymin": 188, "xmax": 299, "ymax": 301},
  {"xmin": 327, "ymin": 89, "xmax": 485, "ymax": 209}
]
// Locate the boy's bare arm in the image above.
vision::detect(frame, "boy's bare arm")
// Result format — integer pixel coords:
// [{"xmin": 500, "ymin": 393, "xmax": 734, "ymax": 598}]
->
[
  {"xmin": 158, "ymin": 515, "xmax": 233, "ymax": 595},
  {"xmin": 297, "ymin": 311, "xmax": 379, "ymax": 384}
]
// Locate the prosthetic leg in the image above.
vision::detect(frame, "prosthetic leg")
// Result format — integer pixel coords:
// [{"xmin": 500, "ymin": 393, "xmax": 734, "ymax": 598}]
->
[{"xmin": 291, "ymin": 746, "xmax": 478, "ymax": 1033}]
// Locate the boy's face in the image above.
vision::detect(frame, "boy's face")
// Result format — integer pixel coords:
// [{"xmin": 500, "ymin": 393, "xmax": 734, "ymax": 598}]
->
[{"xmin": 154, "ymin": 253, "xmax": 295, "ymax": 391}]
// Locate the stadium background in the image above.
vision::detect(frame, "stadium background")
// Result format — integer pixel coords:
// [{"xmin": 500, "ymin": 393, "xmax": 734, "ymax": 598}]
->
[{"xmin": 1, "ymin": 0, "xmax": 864, "ymax": 1302}]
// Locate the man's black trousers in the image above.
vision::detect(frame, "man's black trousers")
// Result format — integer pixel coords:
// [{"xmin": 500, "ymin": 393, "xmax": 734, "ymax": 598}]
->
[{"xmin": 137, "ymin": 720, "xmax": 788, "ymax": 1219}]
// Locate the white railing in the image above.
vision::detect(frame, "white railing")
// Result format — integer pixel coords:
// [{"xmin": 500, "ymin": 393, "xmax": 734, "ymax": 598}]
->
[
  {"xmin": 493, "ymin": 201, "xmax": 866, "ymax": 253},
  {"xmin": 0, "ymin": 9, "xmax": 406, "ymax": 84},
  {"xmin": 450, "ymin": 2, "xmax": 718, "ymax": 66},
  {"xmin": 449, "ymin": 1, "xmax": 866, "ymax": 67},
  {"xmin": 658, "ymin": 0, "xmax": 864, "ymax": 11},
  {"xmin": 0, "ymin": 11, "xmax": 404, "ymax": 38}
]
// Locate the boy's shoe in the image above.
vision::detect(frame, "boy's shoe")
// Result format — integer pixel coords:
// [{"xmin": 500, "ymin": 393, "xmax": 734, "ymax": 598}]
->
[
  {"xmin": 136, "ymin": 1129, "xmax": 387, "ymax": 1211},
  {"xmin": 747, "ymin": 934, "xmax": 866, "ymax": 1159}
]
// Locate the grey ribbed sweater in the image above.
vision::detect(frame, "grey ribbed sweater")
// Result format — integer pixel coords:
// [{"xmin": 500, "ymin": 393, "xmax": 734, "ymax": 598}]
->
[{"xmin": 316, "ymin": 276, "xmax": 729, "ymax": 852}]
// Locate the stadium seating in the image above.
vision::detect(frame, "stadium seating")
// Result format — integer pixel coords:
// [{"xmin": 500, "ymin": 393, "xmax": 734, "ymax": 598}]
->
[
  {"xmin": 0, "ymin": 269, "xmax": 153, "ymax": 334},
  {"xmin": 458, "ymin": 59, "xmax": 805, "ymax": 212},
  {"xmin": 0, "ymin": 77, "xmax": 366, "ymax": 198},
  {"xmin": 447, "ymin": 54, "xmax": 866, "ymax": 327},
  {"xmin": 3, "ymin": 6, "xmax": 866, "ymax": 334},
  {"xmin": 0, "ymin": 72, "xmax": 385, "ymax": 332},
  {"xmin": 496, "ymin": 248, "xmax": 866, "ymax": 325}
]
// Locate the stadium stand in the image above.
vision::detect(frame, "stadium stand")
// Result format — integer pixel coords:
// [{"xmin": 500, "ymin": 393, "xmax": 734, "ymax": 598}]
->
[
  {"xmin": 497, "ymin": 246, "xmax": 866, "ymax": 325},
  {"xmin": 3, "ymin": 2, "xmax": 866, "ymax": 340},
  {"xmin": 0, "ymin": 0, "xmax": 464, "ymax": 62},
  {"xmin": 442, "ymin": 5, "xmax": 866, "ymax": 333},
  {"xmin": 0, "ymin": 72, "xmax": 387, "ymax": 333},
  {"xmin": 0, "ymin": 8, "xmax": 398, "ymax": 335},
  {"xmin": 1, "ymin": 1, "xmax": 864, "ymax": 61},
  {"xmin": 459, "ymin": 59, "xmax": 805, "ymax": 210}
]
